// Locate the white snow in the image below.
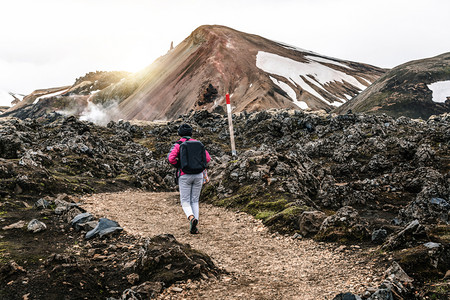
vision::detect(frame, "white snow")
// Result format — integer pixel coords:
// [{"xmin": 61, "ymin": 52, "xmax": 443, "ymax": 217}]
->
[
  {"xmin": 330, "ymin": 101, "xmax": 344, "ymax": 107},
  {"xmin": 256, "ymin": 51, "xmax": 369, "ymax": 103},
  {"xmin": 428, "ymin": 80, "xmax": 450, "ymax": 103},
  {"xmin": 270, "ymin": 76, "xmax": 308, "ymax": 109},
  {"xmin": 305, "ymin": 55, "xmax": 351, "ymax": 69},
  {"xmin": 275, "ymin": 41, "xmax": 320, "ymax": 56},
  {"xmin": 33, "ymin": 89, "xmax": 68, "ymax": 104},
  {"xmin": 344, "ymin": 94, "xmax": 353, "ymax": 100}
]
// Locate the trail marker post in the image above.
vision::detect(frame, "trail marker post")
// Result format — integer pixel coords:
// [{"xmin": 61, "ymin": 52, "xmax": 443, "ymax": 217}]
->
[{"xmin": 226, "ymin": 93, "xmax": 237, "ymax": 156}]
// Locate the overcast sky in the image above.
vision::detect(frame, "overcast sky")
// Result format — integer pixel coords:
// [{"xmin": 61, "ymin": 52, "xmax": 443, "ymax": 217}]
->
[{"xmin": 1, "ymin": 0, "xmax": 449, "ymax": 106}]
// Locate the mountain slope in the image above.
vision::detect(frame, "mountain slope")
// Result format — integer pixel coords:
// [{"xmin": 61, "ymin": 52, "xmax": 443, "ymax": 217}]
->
[
  {"xmin": 93, "ymin": 25, "xmax": 385, "ymax": 121},
  {"xmin": 1, "ymin": 71, "xmax": 130, "ymax": 120},
  {"xmin": 333, "ymin": 52, "xmax": 450, "ymax": 118}
]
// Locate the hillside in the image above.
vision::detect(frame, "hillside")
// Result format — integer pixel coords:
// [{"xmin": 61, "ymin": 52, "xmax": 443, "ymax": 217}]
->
[
  {"xmin": 91, "ymin": 25, "xmax": 385, "ymax": 121},
  {"xmin": 1, "ymin": 71, "xmax": 130, "ymax": 121},
  {"xmin": 334, "ymin": 52, "xmax": 450, "ymax": 118}
]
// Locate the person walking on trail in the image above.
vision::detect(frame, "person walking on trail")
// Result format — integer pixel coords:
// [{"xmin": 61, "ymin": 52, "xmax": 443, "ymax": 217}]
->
[{"xmin": 167, "ymin": 124, "xmax": 211, "ymax": 234}]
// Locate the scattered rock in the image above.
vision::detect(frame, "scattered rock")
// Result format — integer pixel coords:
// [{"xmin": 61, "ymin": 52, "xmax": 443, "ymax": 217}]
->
[
  {"xmin": 170, "ymin": 287, "xmax": 183, "ymax": 293},
  {"xmin": 133, "ymin": 281, "xmax": 163, "ymax": 297},
  {"xmin": 316, "ymin": 206, "xmax": 370, "ymax": 242},
  {"xmin": 332, "ymin": 292, "xmax": 362, "ymax": 300},
  {"xmin": 382, "ymin": 220, "xmax": 428, "ymax": 250},
  {"xmin": 34, "ymin": 198, "xmax": 50, "ymax": 209},
  {"xmin": 135, "ymin": 234, "xmax": 219, "ymax": 284},
  {"xmin": 0, "ymin": 260, "xmax": 26, "ymax": 279},
  {"xmin": 385, "ymin": 261, "xmax": 414, "ymax": 284},
  {"xmin": 2, "ymin": 220, "xmax": 26, "ymax": 230},
  {"xmin": 70, "ymin": 212, "xmax": 93, "ymax": 231},
  {"xmin": 371, "ymin": 229, "xmax": 388, "ymax": 245},
  {"xmin": 126, "ymin": 273, "xmax": 140, "ymax": 285},
  {"xmin": 85, "ymin": 218, "xmax": 123, "ymax": 240},
  {"xmin": 299, "ymin": 210, "xmax": 327, "ymax": 237},
  {"xmin": 27, "ymin": 219, "xmax": 47, "ymax": 233}
]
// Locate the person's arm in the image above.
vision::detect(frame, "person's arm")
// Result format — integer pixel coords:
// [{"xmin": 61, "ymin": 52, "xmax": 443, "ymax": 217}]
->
[
  {"xmin": 167, "ymin": 144, "xmax": 180, "ymax": 165},
  {"xmin": 205, "ymin": 149, "xmax": 211, "ymax": 163}
]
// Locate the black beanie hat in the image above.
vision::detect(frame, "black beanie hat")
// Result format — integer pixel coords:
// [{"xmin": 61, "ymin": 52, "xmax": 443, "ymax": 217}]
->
[{"xmin": 178, "ymin": 124, "xmax": 192, "ymax": 136}]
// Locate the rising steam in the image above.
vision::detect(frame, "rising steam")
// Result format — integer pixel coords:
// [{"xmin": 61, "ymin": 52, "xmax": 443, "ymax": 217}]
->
[{"xmin": 79, "ymin": 100, "xmax": 121, "ymax": 126}]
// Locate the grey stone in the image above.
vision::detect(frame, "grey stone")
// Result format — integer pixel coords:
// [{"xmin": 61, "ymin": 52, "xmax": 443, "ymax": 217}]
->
[
  {"xmin": 299, "ymin": 211, "xmax": 326, "ymax": 237},
  {"xmin": 430, "ymin": 197, "xmax": 449, "ymax": 207},
  {"xmin": 85, "ymin": 218, "xmax": 123, "ymax": 240},
  {"xmin": 367, "ymin": 289, "xmax": 393, "ymax": 300},
  {"xmin": 332, "ymin": 292, "xmax": 362, "ymax": 300},
  {"xmin": 423, "ymin": 242, "xmax": 441, "ymax": 249},
  {"xmin": 34, "ymin": 198, "xmax": 50, "ymax": 209},
  {"xmin": 2, "ymin": 220, "xmax": 26, "ymax": 230},
  {"xmin": 385, "ymin": 261, "xmax": 414, "ymax": 284},
  {"xmin": 27, "ymin": 219, "xmax": 47, "ymax": 233},
  {"xmin": 70, "ymin": 212, "xmax": 93, "ymax": 231},
  {"xmin": 371, "ymin": 229, "xmax": 388, "ymax": 245}
]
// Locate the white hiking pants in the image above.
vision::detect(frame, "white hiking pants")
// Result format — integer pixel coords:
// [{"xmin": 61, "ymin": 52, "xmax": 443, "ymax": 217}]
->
[{"xmin": 179, "ymin": 173, "xmax": 203, "ymax": 220}]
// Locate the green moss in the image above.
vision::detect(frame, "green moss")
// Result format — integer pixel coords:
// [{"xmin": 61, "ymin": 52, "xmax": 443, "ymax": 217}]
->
[
  {"xmin": 255, "ymin": 211, "xmax": 276, "ymax": 220},
  {"xmin": 245, "ymin": 199, "xmax": 288, "ymax": 215}
]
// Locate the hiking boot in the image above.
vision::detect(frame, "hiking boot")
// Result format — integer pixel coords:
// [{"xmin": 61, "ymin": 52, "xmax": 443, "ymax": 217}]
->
[{"xmin": 190, "ymin": 218, "xmax": 198, "ymax": 234}]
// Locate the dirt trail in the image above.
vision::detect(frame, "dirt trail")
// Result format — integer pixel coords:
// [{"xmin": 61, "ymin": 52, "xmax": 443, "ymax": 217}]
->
[{"xmin": 80, "ymin": 191, "xmax": 384, "ymax": 300}]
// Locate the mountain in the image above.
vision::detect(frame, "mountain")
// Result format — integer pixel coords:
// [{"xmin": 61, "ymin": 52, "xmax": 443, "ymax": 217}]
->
[
  {"xmin": 2, "ymin": 25, "xmax": 385, "ymax": 122},
  {"xmin": 333, "ymin": 52, "xmax": 450, "ymax": 118},
  {"xmin": 1, "ymin": 71, "xmax": 130, "ymax": 120},
  {"xmin": 91, "ymin": 25, "xmax": 385, "ymax": 121}
]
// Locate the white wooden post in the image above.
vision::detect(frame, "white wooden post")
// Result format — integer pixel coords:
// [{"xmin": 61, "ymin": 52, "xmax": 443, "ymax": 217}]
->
[{"xmin": 226, "ymin": 93, "xmax": 237, "ymax": 156}]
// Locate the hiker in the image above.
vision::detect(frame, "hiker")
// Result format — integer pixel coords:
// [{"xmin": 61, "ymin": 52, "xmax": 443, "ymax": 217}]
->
[{"xmin": 167, "ymin": 124, "xmax": 211, "ymax": 234}]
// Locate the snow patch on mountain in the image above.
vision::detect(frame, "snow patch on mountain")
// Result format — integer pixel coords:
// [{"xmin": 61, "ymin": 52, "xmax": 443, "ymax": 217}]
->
[
  {"xmin": 305, "ymin": 55, "xmax": 352, "ymax": 70},
  {"xmin": 256, "ymin": 51, "xmax": 369, "ymax": 105},
  {"xmin": 428, "ymin": 80, "xmax": 450, "ymax": 103},
  {"xmin": 33, "ymin": 89, "xmax": 69, "ymax": 104},
  {"xmin": 269, "ymin": 76, "xmax": 308, "ymax": 109}
]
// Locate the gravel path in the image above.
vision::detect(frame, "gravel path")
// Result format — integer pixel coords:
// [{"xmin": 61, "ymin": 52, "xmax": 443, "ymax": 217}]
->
[{"xmin": 80, "ymin": 190, "xmax": 384, "ymax": 300}]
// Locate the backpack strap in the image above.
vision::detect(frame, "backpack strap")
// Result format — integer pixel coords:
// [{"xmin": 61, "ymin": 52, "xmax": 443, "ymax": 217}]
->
[{"xmin": 174, "ymin": 138, "xmax": 188, "ymax": 181}]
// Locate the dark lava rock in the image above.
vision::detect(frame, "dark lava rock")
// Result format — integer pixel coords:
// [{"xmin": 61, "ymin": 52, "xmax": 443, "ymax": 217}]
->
[
  {"xmin": 135, "ymin": 234, "xmax": 219, "ymax": 284},
  {"xmin": 382, "ymin": 220, "xmax": 428, "ymax": 250},
  {"xmin": 70, "ymin": 212, "xmax": 94, "ymax": 231},
  {"xmin": 27, "ymin": 219, "xmax": 47, "ymax": 233},
  {"xmin": 299, "ymin": 210, "xmax": 327, "ymax": 237},
  {"xmin": 85, "ymin": 218, "xmax": 123, "ymax": 239},
  {"xmin": 333, "ymin": 292, "xmax": 362, "ymax": 300},
  {"xmin": 372, "ymin": 229, "xmax": 388, "ymax": 245},
  {"xmin": 316, "ymin": 206, "xmax": 370, "ymax": 242}
]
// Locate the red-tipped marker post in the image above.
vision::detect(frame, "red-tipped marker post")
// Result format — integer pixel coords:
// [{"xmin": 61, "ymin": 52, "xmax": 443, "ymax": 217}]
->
[{"xmin": 226, "ymin": 93, "xmax": 237, "ymax": 156}]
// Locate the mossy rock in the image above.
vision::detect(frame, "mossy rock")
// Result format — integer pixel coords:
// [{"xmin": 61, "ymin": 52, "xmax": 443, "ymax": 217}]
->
[
  {"xmin": 263, "ymin": 206, "xmax": 307, "ymax": 234},
  {"xmin": 314, "ymin": 224, "xmax": 370, "ymax": 243},
  {"xmin": 393, "ymin": 244, "xmax": 449, "ymax": 281}
]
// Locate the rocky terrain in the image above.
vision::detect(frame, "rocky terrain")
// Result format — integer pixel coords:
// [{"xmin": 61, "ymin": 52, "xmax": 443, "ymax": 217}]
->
[
  {"xmin": 334, "ymin": 52, "xmax": 450, "ymax": 119},
  {"xmin": 0, "ymin": 108, "xmax": 449, "ymax": 299}
]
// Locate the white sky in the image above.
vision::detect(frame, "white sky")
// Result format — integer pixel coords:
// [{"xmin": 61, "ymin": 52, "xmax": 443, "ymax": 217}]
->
[{"xmin": 1, "ymin": 0, "xmax": 450, "ymax": 106}]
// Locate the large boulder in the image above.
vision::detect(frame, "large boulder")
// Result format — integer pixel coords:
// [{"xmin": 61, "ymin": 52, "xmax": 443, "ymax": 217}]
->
[
  {"xmin": 134, "ymin": 234, "xmax": 219, "ymax": 284},
  {"xmin": 399, "ymin": 186, "xmax": 449, "ymax": 225},
  {"xmin": 382, "ymin": 220, "xmax": 428, "ymax": 250},
  {"xmin": 316, "ymin": 206, "xmax": 370, "ymax": 242},
  {"xmin": 299, "ymin": 210, "xmax": 327, "ymax": 237}
]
